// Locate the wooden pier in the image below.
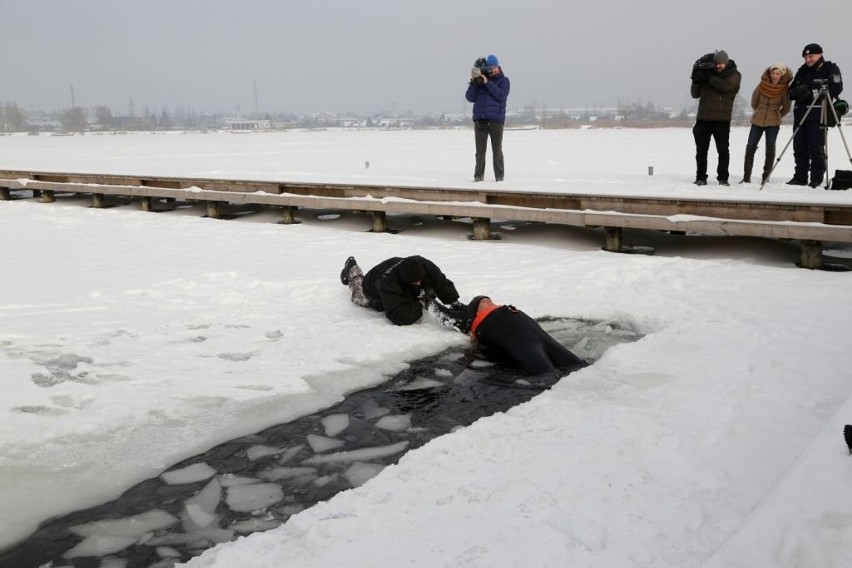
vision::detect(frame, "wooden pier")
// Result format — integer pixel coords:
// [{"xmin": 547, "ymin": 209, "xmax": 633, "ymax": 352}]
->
[{"xmin": 2, "ymin": 169, "xmax": 851, "ymax": 269}]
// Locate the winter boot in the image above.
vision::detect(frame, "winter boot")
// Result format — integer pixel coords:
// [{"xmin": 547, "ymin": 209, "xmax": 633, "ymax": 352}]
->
[
  {"xmin": 340, "ymin": 256, "xmax": 358, "ymax": 285},
  {"xmin": 739, "ymin": 145, "xmax": 757, "ymax": 184},
  {"xmin": 761, "ymin": 146, "xmax": 775, "ymax": 184}
]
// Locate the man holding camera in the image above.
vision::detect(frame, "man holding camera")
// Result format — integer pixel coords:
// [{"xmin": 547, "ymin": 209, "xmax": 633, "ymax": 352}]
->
[
  {"xmin": 690, "ymin": 50, "xmax": 741, "ymax": 186},
  {"xmin": 786, "ymin": 44, "xmax": 843, "ymax": 188},
  {"xmin": 465, "ymin": 54, "xmax": 510, "ymax": 182}
]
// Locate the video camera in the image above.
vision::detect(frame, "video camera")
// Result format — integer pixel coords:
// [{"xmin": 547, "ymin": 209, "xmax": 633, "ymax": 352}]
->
[
  {"xmin": 693, "ymin": 53, "xmax": 716, "ymax": 71},
  {"xmin": 471, "ymin": 57, "xmax": 492, "ymax": 84}
]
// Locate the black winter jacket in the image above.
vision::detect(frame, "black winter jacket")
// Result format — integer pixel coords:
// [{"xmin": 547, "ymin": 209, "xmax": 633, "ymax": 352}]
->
[
  {"xmin": 691, "ymin": 60, "xmax": 742, "ymax": 121},
  {"xmin": 362, "ymin": 256, "xmax": 460, "ymax": 326},
  {"xmin": 788, "ymin": 58, "xmax": 843, "ymax": 123}
]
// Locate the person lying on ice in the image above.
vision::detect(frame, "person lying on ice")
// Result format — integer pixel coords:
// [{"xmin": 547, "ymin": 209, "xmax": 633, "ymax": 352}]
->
[
  {"xmin": 429, "ymin": 295, "xmax": 587, "ymax": 377},
  {"xmin": 340, "ymin": 255, "xmax": 464, "ymax": 326}
]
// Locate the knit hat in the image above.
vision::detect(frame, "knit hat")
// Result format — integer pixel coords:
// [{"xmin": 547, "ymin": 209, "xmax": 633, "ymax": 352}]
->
[
  {"xmin": 769, "ymin": 62, "xmax": 787, "ymax": 74},
  {"xmin": 486, "ymin": 54, "xmax": 499, "ymax": 67},
  {"xmin": 802, "ymin": 43, "xmax": 823, "ymax": 57},
  {"xmin": 397, "ymin": 257, "xmax": 425, "ymax": 284},
  {"xmin": 713, "ymin": 50, "xmax": 729, "ymax": 64},
  {"xmin": 458, "ymin": 295, "xmax": 489, "ymax": 334}
]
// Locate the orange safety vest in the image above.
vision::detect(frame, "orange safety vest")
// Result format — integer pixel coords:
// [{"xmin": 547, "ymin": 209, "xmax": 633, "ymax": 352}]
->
[{"xmin": 470, "ymin": 303, "xmax": 501, "ymax": 338}]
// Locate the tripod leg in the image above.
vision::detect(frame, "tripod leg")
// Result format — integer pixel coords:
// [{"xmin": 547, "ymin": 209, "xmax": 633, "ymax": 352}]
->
[{"xmin": 760, "ymin": 96, "xmax": 821, "ymax": 190}]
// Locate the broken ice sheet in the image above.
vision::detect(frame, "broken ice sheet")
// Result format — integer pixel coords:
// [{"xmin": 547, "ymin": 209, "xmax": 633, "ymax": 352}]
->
[
  {"xmin": 70, "ymin": 509, "xmax": 179, "ymax": 538},
  {"xmin": 306, "ymin": 434, "xmax": 345, "ymax": 453},
  {"xmin": 361, "ymin": 399, "xmax": 391, "ymax": 420},
  {"xmin": 64, "ymin": 535, "xmax": 137, "ymax": 558},
  {"xmin": 161, "ymin": 462, "xmax": 217, "ymax": 485},
  {"xmin": 302, "ymin": 441, "xmax": 408, "ymax": 465},
  {"xmin": 260, "ymin": 466, "xmax": 316, "ymax": 481},
  {"xmin": 344, "ymin": 462, "xmax": 385, "ymax": 487},
  {"xmin": 246, "ymin": 445, "xmax": 286, "ymax": 461},
  {"xmin": 225, "ymin": 483, "xmax": 284, "ymax": 513},
  {"xmin": 375, "ymin": 414, "xmax": 411, "ymax": 432},
  {"xmin": 321, "ymin": 413, "xmax": 350, "ymax": 437}
]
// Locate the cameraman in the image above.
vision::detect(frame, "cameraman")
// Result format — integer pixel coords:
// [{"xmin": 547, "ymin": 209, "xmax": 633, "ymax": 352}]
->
[
  {"xmin": 786, "ymin": 43, "xmax": 843, "ymax": 188},
  {"xmin": 690, "ymin": 50, "xmax": 741, "ymax": 186},
  {"xmin": 465, "ymin": 54, "xmax": 510, "ymax": 182}
]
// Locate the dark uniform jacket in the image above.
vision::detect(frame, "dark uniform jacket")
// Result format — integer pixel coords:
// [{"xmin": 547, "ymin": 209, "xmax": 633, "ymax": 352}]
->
[
  {"xmin": 362, "ymin": 256, "xmax": 459, "ymax": 326},
  {"xmin": 788, "ymin": 58, "xmax": 843, "ymax": 123},
  {"xmin": 691, "ymin": 60, "xmax": 742, "ymax": 121}
]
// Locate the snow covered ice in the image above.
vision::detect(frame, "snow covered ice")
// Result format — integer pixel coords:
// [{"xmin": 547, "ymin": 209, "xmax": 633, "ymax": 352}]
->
[{"xmin": 1, "ymin": 128, "xmax": 852, "ymax": 567}]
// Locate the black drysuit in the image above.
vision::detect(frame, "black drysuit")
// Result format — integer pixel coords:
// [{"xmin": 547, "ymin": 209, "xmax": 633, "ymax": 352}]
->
[
  {"xmin": 474, "ymin": 306, "xmax": 586, "ymax": 376},
  {"xmin": 362, "ymin": 256, "xmax": 460, "ymax": 326}
]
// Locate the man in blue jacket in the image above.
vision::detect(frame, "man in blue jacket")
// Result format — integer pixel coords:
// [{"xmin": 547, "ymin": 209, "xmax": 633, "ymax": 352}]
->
[{"xmin": 465, "ymin": 54, "xmax": 511, "ymax": 182}]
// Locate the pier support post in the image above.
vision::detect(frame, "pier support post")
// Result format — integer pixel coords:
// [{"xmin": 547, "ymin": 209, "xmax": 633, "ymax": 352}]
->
[
  {"xmin": 472, "ymin": 217, "xmax": 491, "ymax": 240},
  {"xmin": 206, "ymin": 201, "xmax": 222, "ymax": 219},
  {"xmin": 0, "ymin": 187, "xmax": 9, "ymax": 200},
  {"xmin": 140, "ymin": 197, "xmax": 154, "ymax": 212},
  {"xmin": 279, "ymin": 206, "xmax": 299, "ymax": 224},
  {"xmin": 604, "ymin": 227, "xmax": 622, "ymax": 252},
  {"xmin": 371, "ymin": 211, "xmax": 388, "ymax": 233},
  {"xmin": 799, "ymin": 240, "xmax": 822, "ymax": 269},
  {"xmin": 93, "ymin": 193, "xmax": 105, "ymax": 208},
  {"xmin": 41, "ymin": 190, "xmax": 55, "ymax": 203}
]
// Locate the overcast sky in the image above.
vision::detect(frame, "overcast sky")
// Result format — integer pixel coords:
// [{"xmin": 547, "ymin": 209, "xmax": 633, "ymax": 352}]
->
[{"xmin": 2, "ymin": 0, "xmax": 850, "ymax": 117}]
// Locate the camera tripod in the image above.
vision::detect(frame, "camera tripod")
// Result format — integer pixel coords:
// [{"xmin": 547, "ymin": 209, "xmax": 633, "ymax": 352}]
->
[{"xmin": 761, "ymin": 83, "xmax": 852, "ymax": 190}]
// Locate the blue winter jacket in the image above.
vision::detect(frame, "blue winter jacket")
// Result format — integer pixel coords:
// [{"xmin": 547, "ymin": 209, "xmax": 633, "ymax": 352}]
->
[{"xmin": 465, "ymin": 70, "xmax": 510, "ymax": 123}]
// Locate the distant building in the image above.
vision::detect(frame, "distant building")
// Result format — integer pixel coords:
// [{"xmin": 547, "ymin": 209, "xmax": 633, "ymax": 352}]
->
[{"xmin": 224, "ymin": 119, "xmax": 271, "ymax": 131}]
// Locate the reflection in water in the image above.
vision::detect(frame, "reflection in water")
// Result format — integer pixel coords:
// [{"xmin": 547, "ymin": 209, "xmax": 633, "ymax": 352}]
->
[{"xmin": 0, "ymin": 318, "xmax": 641, "ymax": 568}]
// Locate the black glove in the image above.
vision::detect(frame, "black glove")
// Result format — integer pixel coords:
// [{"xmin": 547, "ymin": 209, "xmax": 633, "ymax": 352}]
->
[
  {"xmin": 691, "ymin": 69, "xmax": 708, "ymax": 83},
  {"xmin": 449, "ymin": 300, "xmax": 466, "ymax": 311},
  {"xmin": 789, "ymin": 84, "xmax": 808, "ymax": 101}
]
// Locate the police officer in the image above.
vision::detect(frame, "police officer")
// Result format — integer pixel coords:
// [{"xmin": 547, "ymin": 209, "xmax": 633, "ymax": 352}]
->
[{"xmin": 787, "ymin": 43, "xmax": 844, "ymax": 188}]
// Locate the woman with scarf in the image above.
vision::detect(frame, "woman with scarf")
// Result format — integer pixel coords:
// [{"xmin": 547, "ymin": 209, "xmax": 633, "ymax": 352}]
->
[{"xmin": 741, "ymin": 63, "xmax": 794, "ymax": 184}]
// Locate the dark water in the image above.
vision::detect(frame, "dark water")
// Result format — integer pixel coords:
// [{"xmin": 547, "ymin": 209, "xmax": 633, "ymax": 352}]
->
[{"xmin": 0, "ymin": 318, "xmax": 641, "ymax": 568}]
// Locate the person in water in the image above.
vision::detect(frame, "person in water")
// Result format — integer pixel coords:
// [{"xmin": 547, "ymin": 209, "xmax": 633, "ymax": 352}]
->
[{"xmin": 429, "ymin": 295, "xmax": 586, "ymax": 377}]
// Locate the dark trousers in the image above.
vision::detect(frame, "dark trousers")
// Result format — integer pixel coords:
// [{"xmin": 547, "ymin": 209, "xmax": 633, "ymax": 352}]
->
[
  {"xmin": 693, "ymin": 120, "xmax": 731, "ymax": 182},
  {"xmin": 475, "ymin": 306, "xmax": 585, "ymax": 376},
  {"xmin": 474, "ymin": 120, "xmax": 504, "ymax": 180},
  {"xmin": 792, "ymin": 120, "xmax": 826, "ymax": 183}
]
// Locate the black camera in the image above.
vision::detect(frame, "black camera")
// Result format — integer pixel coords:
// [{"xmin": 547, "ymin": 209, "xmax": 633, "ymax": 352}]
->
[
  {"xmin": 471, "ymin": 57, "xmax": 491, "ymax": 84},
  {"xmin": 694, "ymin": 53, "xmax": 716, "ymax": 71}
]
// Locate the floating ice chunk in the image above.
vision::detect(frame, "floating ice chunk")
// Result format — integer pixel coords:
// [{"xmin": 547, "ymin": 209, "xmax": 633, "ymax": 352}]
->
[
  {"xmin": 230, "ymin": 518, "xmax": 281, "ymax": 533},
  {"xmin": 260, "ymin": 466, "xmax": 316, "ymax": 481},
  {"xmin": 276, "ymin": 444, "xmax": 304, "ymax": 464},
  {"xmin": 144, "ymin": 533, "xmax": 206, "ymax": 547},
  {"xmin": 344, "ymin": 462, "xmax": 386, "ymax": 487},
  {"xmin": 314, "ymin": 474, "xmax": 337, "ymax": 486},
  {"xmin": 246, "ymin": 445, "xmax": 286, "ymax": 461},
  {"xmin": 157, "ymin": 546, "xmax": 181, "ymax": 558},
  {"xmin": 187, "ymin": 478, "xmax": 222, "ymax": 516},
  {"xmin": 70, "ymin": 510, "xmax": 179, "ymax": 538},
  {"xmin": 161, "ymin": 462, "xmax": 216, "ymax": 485},
  {"xmin": 302, "ymin": 441, "xmax": 408, "ymax": 465},
  {"xmin": 185, "ymin": 503, "xmax": 217, "ymax": 528},
  {"xmin": 225, "ymin": 483, "xmax": 284, "ymax": 513},
  {"xmin": 99, "ymin": 559, "xmax": 129, "ymax": 568},
  {"xmin": 470, "ymin": 359, "xmax": 494, "ymax": 368},
  {"xmin": 218, "ymin": 474, "xmax": 260, "ymax": 487},
  {"xmin": 196, "ymin": 527, "xmax": 234, "ymax": 544},
  {"xmin": 375, "ymin": 414, "xmax": 411, "ymax": 432},
  {"xmin": 453, "ymin": 369, "xmax": 488, "ymax": 385},
  {"xmin": 321, "ymin": 413, "xmax": 350, "ymax": 437},
  {"xmin": 394, "ymin": 377, "xmax": 445, "ymax": 391},
  {"xmin": 361, "ymin": 399, "xmax": 391, "ymax": 419},
  {"xmin": 306, "ymin": 434, "xmax": 345, "ymax": 453},
  {"xmin": 433, "ymin": 368, "xmax": 453, "ymax": 378},
  {"xmin": 63, "ymin": 535, "xmax": 138, "ymax": 558}
]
